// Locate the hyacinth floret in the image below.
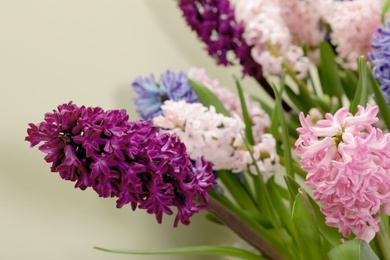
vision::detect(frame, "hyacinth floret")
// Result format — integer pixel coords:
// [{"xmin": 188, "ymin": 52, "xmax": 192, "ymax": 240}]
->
[
  {"xmin": 132, "ymin": 70, "xmax": 198, "ymax": 120},
  {"xmin": 26, "ymin": 102, "xmax": 215, "ymax": 227},
  {"xmin": 369, "ymin": 19, "xmax": 390, "ymax": 105},
  {"xmin": 295, "ymin": 104, "xmax": 390, "ymax": 242}
]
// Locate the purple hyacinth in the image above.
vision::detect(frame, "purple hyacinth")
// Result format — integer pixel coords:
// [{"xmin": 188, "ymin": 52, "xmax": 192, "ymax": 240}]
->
[
  {"xmin": 369, "ymin": 20, "xmax": 390, "ymax": 105},
  {"xmin": 26, "ymin": 102, "xmax": 215, "ymax": 226},
  {"xmin": 178, "ymin": 0, "xmax": 263, "ymax": 80},
  {"xmin": 132, "ymin": 70, "xmax": 198, "ymax": 120},
  {"xmin": 178, "ymin": 0, "xmax": 288, "ymax": 110}
]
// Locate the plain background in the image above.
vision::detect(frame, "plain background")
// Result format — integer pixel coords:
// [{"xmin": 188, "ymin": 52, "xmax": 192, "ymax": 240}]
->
[{"xmin": 0, "ymin": 1, "xmax": 263, "ymax": 259}]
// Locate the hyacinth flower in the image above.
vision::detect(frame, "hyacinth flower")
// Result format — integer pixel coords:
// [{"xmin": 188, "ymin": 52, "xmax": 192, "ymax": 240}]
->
[
  {"xmin": 25, "ymin": 102, "xmax": 215, "ymax": 227},
  {"xmin": 177, "ymin": 0, "xmax": 287, "ymax": 110},
  {"xmin": 295, "ymin": 104, "xmax": 390, "ymax": 242},
  {"xmin": 326, "ymin": 0, "xmax": 382, "ymax": 70},
  {"xmin": 369, "ymin": 19, "xmax": 390, "ymax": 105},
  {"xmin": 153, "ymin": 100, "xmax": 279, "ymax": 181},
  {"xmin": 131, "ymin": 70, "xmax": 198, "ymax": 120},
  {"xmin": 235, "ymin": 0, "xmax": 312, "ymax": 80},
  {"xmin": 188, "ymin": 67, "xmax": 271, "ymax": 144}
]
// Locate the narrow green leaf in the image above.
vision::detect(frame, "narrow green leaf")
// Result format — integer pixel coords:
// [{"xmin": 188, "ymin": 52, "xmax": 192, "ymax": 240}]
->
[
  {"xmin": 249, "ymin": 95, "xmax": 273, "ymax": 115},
  {"xmin": 94, "ymin": 245, "xmax": 263, "ymax": 260},
  {"xmin": 284, "ymin": 85, "xmax": 311, "ymax": 113},
  {"xmin": 350, "ymin": 57, "xmax": 368, "ymax": 114},
  {"xmin": 284, "ymin": 176, "xmax": 342, "ymax": 247},
  {"xmin": 291, "ymin": 189, "xmax": 323, "ymax": 260},
  {"xmin": 284, "ymin": 175, "xmax": 300, "ymax": 200},
  {"xmin": 270, "ymin": 81, "xmax": 294, "ymax": 178},
  {"xmin": 368, "ymin": 63, "xmax": 390, "ymax": 129},
  {"xmin": 270, "ymin": 100, "xmax": 280, "ymax": 140},
  {"xmin": 266, "ymin": 179, "xmax": 293, "ymax": 234},
  {"xmin": 318, "ymin": 41, "xmax": 344, "ymax": 105},
  {"xmin": 340, "ymin": 69, "xmax": 358, "ymax": 101},
  {"xmin": 218, "ymin": 170, "xmax": 258, "ymax": 212},
  {"xmin": 307, "ymin": 195, "xmax": 343, "ymax": 247},
  {"xmin": 328, "ymin": 240, "xmax": 379, "ymax": 260},
  {"xmin": 204, "ymin": 213, "xmax": 223, "ymax": 225},
  {"xmin": 234, "ymin": 76, "xmax": 255, "ymax": 145},
  {"xmin": 188, "ymin": 79, "xmax": 230, "ymax": 116}
]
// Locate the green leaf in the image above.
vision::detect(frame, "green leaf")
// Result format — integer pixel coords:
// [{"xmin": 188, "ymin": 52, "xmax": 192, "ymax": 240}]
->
[
  {"xmin": 284, "ymin": 175, "xmax": 300, "ymax": 200},
  {"xmin": 188, "ymin": 79, "xmax": 230, "ymax": 116},
  {"xmin": 328, "ymin": 240, "xmax": 379, "ymax": 260},
  {"xmin": 249, "ymin": 95, "xmax": 273, "ymax": 116},
  {"xmin": 284, "ymin": 84, "xmax": 311, "ymax": 113},
  {"xmin": 284, "ymin": 176, "xmax": 342, "ymax": 247},
  {"xmin": 94, "ymin": 245, "xmax": 264, "ymax": 260},
  {"xmin": 234, "ymin": 76, "xmax": 255, "ymax": 145},
  {"xmin": 340, "ymin": 69, "xmax": 358, "ymax": 101},
  {"xmin": 266, "ymin": 178, "xmax": 293, "ymax": 234},
  {"xmin": 307, "ymin": 195, "xmax": 343, "ymax": 247},
  {"xmin": 204, "ymin": 213, "xmax": 223, "ymax": 225},
  {"xmin": 318, "ymin": 41, "xmax": 344, "ymax": 105},
  {"xmin": 350, "ymin": 57, "xmax": 369, "ymax": 114},
  {"xmin": 368, "ymin": 63, "xmax": 390, "ymax": 130},
  {"xmin": 218, "ymin": 170, "xmax": 258, "ymax": 212},
  {"xmin": 291, "ymin": 188, "xmax": 323, "ymax": 260},
  {"xmin": 270, "ymin": 80, "xmax": 294, "ymax": 178}
]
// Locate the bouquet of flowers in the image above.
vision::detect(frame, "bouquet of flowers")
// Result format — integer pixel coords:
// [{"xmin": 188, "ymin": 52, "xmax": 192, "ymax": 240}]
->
[{"xmin": 25, "ymin": 0, "xmax": 390, "ymax": 259}]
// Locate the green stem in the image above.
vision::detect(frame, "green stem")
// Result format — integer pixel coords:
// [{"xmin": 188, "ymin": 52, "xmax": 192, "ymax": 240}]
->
[{"xmin": 208, "ymin": 196, "xmax": 285, "ymax": 260}]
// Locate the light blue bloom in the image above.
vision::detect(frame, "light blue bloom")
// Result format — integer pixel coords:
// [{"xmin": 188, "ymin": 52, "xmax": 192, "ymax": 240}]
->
[{"xmin": 131, "ymin": 70, "xmax": 198, "ymax": 120}]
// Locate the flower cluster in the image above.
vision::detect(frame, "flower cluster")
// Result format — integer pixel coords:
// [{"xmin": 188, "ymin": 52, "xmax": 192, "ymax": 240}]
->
[
  {"xmin": 370, "ymin": 19, "xmax": 390, "ymax": 105},
  {"xmin": 235, "ymin": 0, "xmax": 313, "ymax": 79},
  {"xmin": 328, "ymin": 0, "xmax": 382, "ymax": 69},
  {"xmin": 188, "ymin": 67, "xmax": 270, "ymax": 143},
  {"xmin": 25, "ymin": 102, "xmax": 215, "ymax": 226},
  {"xmin": 25, "ymin": 1, "xmax": 390, "ymax": 258},
  {"xmin": 153, "ymin": 100, "xmax": 278, "ymax": 181},
  {"xmin": 131, "ymin": 70, "xmax": 198, "ymax": 120},
  {"xmin": 295, "ymin": 104, "xmax": 390, "ymax": 242}
]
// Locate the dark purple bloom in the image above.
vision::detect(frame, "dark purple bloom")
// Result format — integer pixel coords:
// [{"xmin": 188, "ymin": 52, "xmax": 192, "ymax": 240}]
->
[
  {"xmin": 369, "ymin": 20, "xmax": 390, "ymax": 105},
  {"xmin": 132, "ymin": 70, "xmax": 198, "ymax": 120},
  {"xmin": 178, "ymin": 0, "xmax": 264, "ymax": 80},
  {"xmin": 26, "ymin": 102, "xmax": 215, "ymax": 226}
]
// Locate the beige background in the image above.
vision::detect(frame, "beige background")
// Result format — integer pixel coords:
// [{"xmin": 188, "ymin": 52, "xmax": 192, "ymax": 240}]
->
[{"xmin": 0, "ymin": 1, "xmax": 263, "ymax": 259}]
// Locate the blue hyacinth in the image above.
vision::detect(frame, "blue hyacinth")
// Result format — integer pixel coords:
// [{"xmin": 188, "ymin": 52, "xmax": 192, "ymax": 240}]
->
[
  {"xmin": 131, "ymin": 70, "xmax": 199, "ymax": 119},
  {"xmin": 369, "ymin": 20, "xmax": 390, "ymax": 105}
]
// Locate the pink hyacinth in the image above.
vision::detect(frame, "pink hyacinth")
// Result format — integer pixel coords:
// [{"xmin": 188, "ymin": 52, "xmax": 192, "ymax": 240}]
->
[
  {"xmin": 295, "ymin": 104, "xmax": 390, "ymax": 242},
  {"xmin": 327, "ymin": 0, "xmax": 382, "ymax": 69},
  {"xmin": 276, "ymin": 0, "xmax": 325, "ymax": 48},
  {"xmin": 235, "ymin": 0, "xmax": 311, "ymax": 79}
]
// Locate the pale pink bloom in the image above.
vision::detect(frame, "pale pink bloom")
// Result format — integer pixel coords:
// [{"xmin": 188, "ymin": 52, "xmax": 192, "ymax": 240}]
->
[
  {"xmin": 327, "ymin": 0, "xmax": 382, "ymax": 69},
  {"xmin": 187, "ymin": 67, "xmax": 271, "ymax": 143},
  {"xmin": 284, "ymin": 46, "xmax": 311, "ymax": 79},
  {"xmin": 235, "ymin": 0, "xmax": 311, "ymax": 78},
  {"xmin": 276, "ymin": 0, "xmax": 325, "ymax": 47},
  {"xmin": 250, "ymin": 134, "xmax": 279, "ymax": 182},
  {"xmin": 153, "ymin": 100, "xmax": 279, "ymax": 180},
  {"xmin": 295, "ymin": 104, "xmax": 390, "ymax": 242}
]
